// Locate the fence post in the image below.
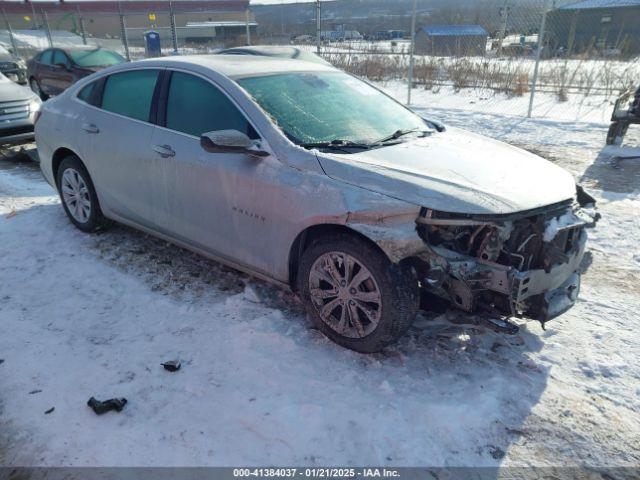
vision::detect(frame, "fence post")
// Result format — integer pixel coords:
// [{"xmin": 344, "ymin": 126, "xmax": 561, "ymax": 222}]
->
[
  {"xmin": 527, "ymin": 0, "xmax": 550, "ymax": 118},
  {"xmin": 245, "ymin": 9, "xmax": 251, "ymax": 46},
  {"xmin": 2, "ymin": 10, "xmax": 20, "ymax": 59},
  {"xmin": 118, "ymin": 7, "xmax": 130, "ymax": 61},
  {"xmin": 42, "ymin": 11, "xmax": 53, "ymax": 48},
  {"xmin": 407, "ymin": 0, "xmax": 418, "ymax": 106},
  {"xmin": 169, "ymin": 1, "xmax": 179, "ymax": 54},
  {"xmin": 77, "ymin": 6, "xmax": 87, "ymax": 45},
  {"xmin": 316, "ymin": 0, "xmax": 321, "ymax": 55}
]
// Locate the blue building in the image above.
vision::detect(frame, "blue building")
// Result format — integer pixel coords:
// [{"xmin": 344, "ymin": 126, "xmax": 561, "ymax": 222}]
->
[{"xmin": 415, "ymin": 25, "xmax": 488, "ymax": 57}]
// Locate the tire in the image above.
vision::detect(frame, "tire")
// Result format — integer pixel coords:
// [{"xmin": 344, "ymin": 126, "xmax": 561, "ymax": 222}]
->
[
  {"xmin": 30, "ymin": 77, "xmax": 48, "ymax": 101},
  {"xmin": 298, "ymin": 233, "xmax": 419, "ymax": 353},
  {"xmin": 56, "ymin": 155, "xmax": 111, "ymax": 233}
]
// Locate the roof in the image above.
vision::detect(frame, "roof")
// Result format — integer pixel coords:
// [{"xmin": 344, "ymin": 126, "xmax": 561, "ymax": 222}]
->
[
  {"xmin": 421, "ymin": 25, "xmax": 488, "ymax": 37},
  {"xmin": 0, "ymin": 1, "xmax": 248, "ymax": 15},
  {"xmin": 558, "ymin": 0, "xmax": 640, "ymax": 10},
  {"xmin": 139, "ymin": 54, "xmax": 337, "ymax": 79}
]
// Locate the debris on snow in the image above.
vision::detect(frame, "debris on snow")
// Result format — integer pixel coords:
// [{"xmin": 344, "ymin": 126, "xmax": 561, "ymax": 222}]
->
[
  {"xmin": 29, "ymin": 389, "xmax": 42, "ymax": 395},
  {"xmin": 44, "ymin": 407, "xmax": 55, "ymax": 415},
  {"xmin": 161, "ymin": 360, "xmax": 181, "ymax": 372},
  {"xmin": 87, "ymin": 397, "xmax": 128, "ymax": 415}
]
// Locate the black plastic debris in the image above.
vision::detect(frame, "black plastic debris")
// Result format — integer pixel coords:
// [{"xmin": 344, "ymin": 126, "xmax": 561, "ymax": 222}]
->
[
  {"xmin": 161, "ymin": 360, "xmax": 181, "ymax": 372},
  {"xmin": 44, "ymin": 407, "xmax": 55, "ymax": 415},
  {"xmin": 29, "ymin": 389, "xmax": 42, "ymax": 395},
  {"xmin": 0, "ymin": 359, "xmax": 4, "ymax": 365},
  {"xmin": 87, "ymin": 397, "xmax": 127, "ymax": 415}
]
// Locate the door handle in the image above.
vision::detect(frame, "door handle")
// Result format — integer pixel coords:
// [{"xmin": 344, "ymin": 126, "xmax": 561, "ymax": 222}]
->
[
  {"xmin": 81, "ymin": 123, "xmax": 99, "ymax": 134},
  {"xmin": 152, "ymin": 144, "xmax": 175, "ymax": 158}
]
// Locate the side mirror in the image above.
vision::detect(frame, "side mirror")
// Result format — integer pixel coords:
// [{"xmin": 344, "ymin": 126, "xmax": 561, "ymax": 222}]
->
[{"xmin": 200, "ymin": 130, "xmax": 269, "ymax": 158}]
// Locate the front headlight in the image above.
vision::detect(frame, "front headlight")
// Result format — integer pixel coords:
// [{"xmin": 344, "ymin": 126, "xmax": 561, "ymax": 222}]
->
[{"xmin": 29, "ymin": 97, "xmax": 42, "ymax": 114}]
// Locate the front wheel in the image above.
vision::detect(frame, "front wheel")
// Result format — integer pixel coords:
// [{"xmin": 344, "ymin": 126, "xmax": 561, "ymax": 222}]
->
[{"xmin": 298, "ymin": 234, "xmax": 419, "ymax": 353}]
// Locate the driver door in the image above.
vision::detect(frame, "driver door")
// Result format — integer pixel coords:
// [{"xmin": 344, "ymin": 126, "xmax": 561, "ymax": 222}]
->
[{"xmin": 149, "ymin": 70, "xmax": 277, "ymax": 273}]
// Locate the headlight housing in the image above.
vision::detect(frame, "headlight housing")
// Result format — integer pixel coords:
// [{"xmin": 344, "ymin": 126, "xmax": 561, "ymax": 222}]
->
[{"xmin": 29, "ymin": 96, "xmax": 42, "ymax": 114}]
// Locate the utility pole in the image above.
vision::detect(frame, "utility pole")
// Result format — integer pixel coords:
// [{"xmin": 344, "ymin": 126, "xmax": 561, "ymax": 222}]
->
[
  {"xmin": 497, "ymin": 0, "xmax": 511, "ymax": 57},
  {"xmin": 316, "ymin": 0, "xmax": 321, "ymax": 54},
  {"xmin": 77, "ymin": 6, "xmax": 87, "ymax": 45},
  {"xmin": 245, "ymin": 9, "xmax": 252, "ymax": 46},
  {"xmin": 407, "ymin": 0, "xmax": 418, "ymax": 105},
  {"xmin": 528, "ymin": 0, "xmax": 550, "ymax": 118},
  {"xmin": 169, "ymin": 0, "xmax": 178, "ymax": 54}
]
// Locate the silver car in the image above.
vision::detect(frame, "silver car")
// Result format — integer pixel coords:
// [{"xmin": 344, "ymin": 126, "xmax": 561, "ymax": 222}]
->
[
  {"xmin": 0, "ymin": 72, "xmax": 41, "ymax": 145},
  {"xmin": 36, "ymin": 56, "xmax": 597, "ymax": 353}
]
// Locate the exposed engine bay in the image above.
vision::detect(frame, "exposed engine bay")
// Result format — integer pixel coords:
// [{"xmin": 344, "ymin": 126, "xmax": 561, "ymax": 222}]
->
[{"xmin": 412, "ymin": 187, "xmax": 600, "ymax": 327}]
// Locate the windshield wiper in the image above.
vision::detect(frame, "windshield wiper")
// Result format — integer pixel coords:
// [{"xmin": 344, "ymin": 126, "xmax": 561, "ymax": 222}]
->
[
  {"xmin": 301, "ymin": 139, "xmax": 374, "ymax": 150},
  {"xmin": 373, "ymin": 128, "xmax": 430, "ymax": 145}
]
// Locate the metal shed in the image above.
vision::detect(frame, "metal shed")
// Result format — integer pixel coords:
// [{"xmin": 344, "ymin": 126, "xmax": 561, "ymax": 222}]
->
[
  {"xmin": 415, "ymin": 25, "xmax": 488, "ymax": 57},
  {"xmin": 546, "ymin": 0, "xmax": 640, "ymax": 56}
]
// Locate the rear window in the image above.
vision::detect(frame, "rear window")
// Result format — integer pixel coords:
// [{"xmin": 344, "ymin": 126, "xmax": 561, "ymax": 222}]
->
[
  {"xmin": 68, "ymin": 49, "xmax": 125, "ymax": 68},
  {"xmin": 101, "ymin": 70, "xmax": 159, "ymax": 122},
  {"xmin": 77, "ymin": 81, "xmax": 99, "ymax": 106}
]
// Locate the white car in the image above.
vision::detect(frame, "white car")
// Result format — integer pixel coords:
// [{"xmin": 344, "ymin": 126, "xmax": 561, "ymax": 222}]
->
[{"xmin": 35, "ymin": 55, "xmax": 597, "ymax": 352}]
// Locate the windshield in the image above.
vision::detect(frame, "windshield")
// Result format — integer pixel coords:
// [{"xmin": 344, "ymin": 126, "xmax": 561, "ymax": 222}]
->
[
  {"xmin": 237, "ymin": 72, "xmax": 426, "ymax": 146},
  {"xmin": 68, "ymin": 49, "xmax": 125, "ymax": 68}
]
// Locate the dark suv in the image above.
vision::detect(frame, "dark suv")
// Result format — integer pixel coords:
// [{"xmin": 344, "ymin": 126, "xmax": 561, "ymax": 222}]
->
[{"xmin": 27, "ymin": 46, "xmax": 125, "ymax": 100}]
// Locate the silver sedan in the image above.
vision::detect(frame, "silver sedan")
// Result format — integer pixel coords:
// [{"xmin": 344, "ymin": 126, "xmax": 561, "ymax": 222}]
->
[{"xmin": 36, "ymin": 55, "xmax": 597, "ymax": 352}]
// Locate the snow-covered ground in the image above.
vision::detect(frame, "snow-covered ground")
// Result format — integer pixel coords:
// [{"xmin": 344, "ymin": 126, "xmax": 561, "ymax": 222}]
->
[{"xmin": 1, "ymin": 92, "xmax": 639, "ymax": 468}]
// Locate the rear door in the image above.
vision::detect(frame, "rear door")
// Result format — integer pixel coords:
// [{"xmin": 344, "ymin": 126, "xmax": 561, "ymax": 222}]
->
[{"xmin": 78, "ymin": 68, "xmax": 163, "ymax": 228}]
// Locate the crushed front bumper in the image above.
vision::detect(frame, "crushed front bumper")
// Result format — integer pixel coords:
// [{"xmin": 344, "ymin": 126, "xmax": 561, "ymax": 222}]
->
[{"xmin": 417, "ymin": 221, "xmax": 589, "ymax": 325}]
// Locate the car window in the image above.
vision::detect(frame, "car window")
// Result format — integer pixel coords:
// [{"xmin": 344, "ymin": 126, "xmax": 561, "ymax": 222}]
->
[
  {"xmin": 165, "ymin": 71, "xmax": 256, "ymax": 138},
  {"xmin": 238, "ymin": 72, "xmax": 426, "ymax": 145},
  {"xmin": 68, "ymin": 49, "xmax": 125, "ymax": 68},
  {"xmin": 52, "ymin": 50, "xmax": 69, "ymax": 68},
  {"xmin": 39, "ymin": 50, "xmax": 53, "ymax": 65},
  {"xmin": 101, "ymin": 70, "xmax": 159, "ymax": 122},
  {"xmin": 77, "ymin": 81, "xmax": 98, "ymax": 106}
]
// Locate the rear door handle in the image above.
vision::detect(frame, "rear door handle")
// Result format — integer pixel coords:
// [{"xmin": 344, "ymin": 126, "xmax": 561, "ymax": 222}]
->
[
  {"xmin": 81, "ymin": 123, "xmax": 99, "ymax": 134},
  {"xmin": 152, "ymin": 144, "xmax": 175, "ymax": 158}
]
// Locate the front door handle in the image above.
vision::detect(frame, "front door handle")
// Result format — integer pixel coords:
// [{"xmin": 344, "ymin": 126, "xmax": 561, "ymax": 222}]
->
[
  {"xmin": 81, "ymin": 123, "xmax": 99, "ymax": 134},
  {"xmin": 152, "ymin": 144, "xmax": 175, "ymax": 158}
]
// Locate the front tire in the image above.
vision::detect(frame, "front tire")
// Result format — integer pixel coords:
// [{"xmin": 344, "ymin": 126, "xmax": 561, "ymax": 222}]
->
[
  {"xmin": 56, "ymin": 156, "xmax": 111, "ymax": 233},
  {"xmin": 298, "ymin": 233, "xmax": 419, "ymax": 353}
]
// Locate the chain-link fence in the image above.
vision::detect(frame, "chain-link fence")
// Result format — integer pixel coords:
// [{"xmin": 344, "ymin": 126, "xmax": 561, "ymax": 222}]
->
[
  {"xmin": 300, "ymin": 0, "xmax": 640, "ymax": 124},
  {"xmin": 0, "ymin": 0, "xmax": 638, "ymax": 124}
]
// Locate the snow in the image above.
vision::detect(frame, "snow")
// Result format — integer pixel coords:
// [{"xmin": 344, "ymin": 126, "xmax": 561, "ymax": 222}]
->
[
  {"xmin": 543, "ymin": 208, "xmax": 576, "ymax": 242},
  {"xmin": 1, "ymin": 84, "xmax": 640, "ymax": 468}
]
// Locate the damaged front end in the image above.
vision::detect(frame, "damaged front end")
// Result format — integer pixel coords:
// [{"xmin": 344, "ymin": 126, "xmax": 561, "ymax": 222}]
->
[{"xmin": 412, "ymin": 187, "xmax": 600, "ymax": 328}]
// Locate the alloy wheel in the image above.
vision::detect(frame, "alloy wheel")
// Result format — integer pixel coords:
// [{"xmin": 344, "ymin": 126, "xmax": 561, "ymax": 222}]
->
[
  {"xmin": 61, "ymin": 168, "xmax": 92, "ymax": 223},
  {"xmin": 308, "ymin": 252, "xmax": 382, "ymax": 339}
]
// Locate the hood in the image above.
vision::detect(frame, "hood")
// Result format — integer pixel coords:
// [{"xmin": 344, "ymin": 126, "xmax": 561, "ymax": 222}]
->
[
  {"xmin": 0, "ymin": 78, "xmax": 37, "ymax": 103},
  {"xmin": 317, "ymin": 127, "xmax": 576, "ymax": 215}
]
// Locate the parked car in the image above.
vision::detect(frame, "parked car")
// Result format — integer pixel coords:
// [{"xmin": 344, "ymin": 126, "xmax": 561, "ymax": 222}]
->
[
  {"xmin": 27, "ymin": 46, "xmax": 125, "ymax": 100},
  {"xmin": 217, "ymin": 45, "xmax": 330, "ymax": 65},
  {"xmin": 607, "ymin": 86, "xmax": 640, "ymax": 145},
  {"xmin": 0, "ymin": 45, "xmax": 27, "ymax": 84},
  {"xmin": 35, "ymin": 56, "xmax": 598, "ymax": 353},
  {"xmin": 0, "ymin": 72, "xmax": 41, "ymax": 145}
]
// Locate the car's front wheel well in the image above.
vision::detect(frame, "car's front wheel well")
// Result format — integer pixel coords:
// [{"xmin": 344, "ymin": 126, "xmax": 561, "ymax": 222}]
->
[
  {"xmin": 52, "ymin": 148, "xmax": 81, "ymax": 184},
  {"xmin": 288, "ymin": 224, "xmax": 389, "ymax": 291}
]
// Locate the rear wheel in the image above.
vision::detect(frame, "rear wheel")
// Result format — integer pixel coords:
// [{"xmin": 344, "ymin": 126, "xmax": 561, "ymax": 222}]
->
[
  {"xmin": 298, "ymin": 234, "xmax": 419, "ymax": 353},
  {"xmin": 56, "ymin": 155, "xmax": 111, "ymax": 233},
  {"xmin": 30, "ymin": 77, "xmax": 48, "ymax": 101}
]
